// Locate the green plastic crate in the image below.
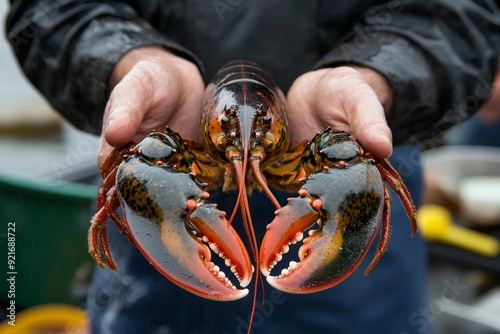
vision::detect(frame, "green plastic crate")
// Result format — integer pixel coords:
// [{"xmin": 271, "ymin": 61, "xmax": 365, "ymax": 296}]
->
[{"xmin": 0, "ymin": 171, "xmax": 97, "ymax": 308}]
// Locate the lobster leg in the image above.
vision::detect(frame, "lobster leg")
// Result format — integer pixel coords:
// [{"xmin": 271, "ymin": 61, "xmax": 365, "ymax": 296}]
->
[
  {"xmin": 374, "ymin": 159, "xmax": 418, "ymax": 236},
  {"xmin": 88, "ymin": 185, "xmax": 121, "ymax": 270},
  {"xmin": 97, "ymin": 166, "xmax": 118, "ymax": 209},
  {"xmin": 89, "ymin": 151, "xmax": 131, "ymax": 270},
  {"xmin": 88, "ymin": 212, "xmax": 108, "ymax": 269},
  {"xmin": 99, "ymin": 146, "xmax": 130, "ymax": 179},
  {"xmin": 109, "ymin": 211, "xmax": 134, "ymax": 244},
  {"xmin": 364, "ymin": 184, "xmax": 391, "ymax": 275}
]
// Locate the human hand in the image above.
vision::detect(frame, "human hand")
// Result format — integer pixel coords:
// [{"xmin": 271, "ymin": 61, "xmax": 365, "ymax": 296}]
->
[
  {"xmin": 286, "ymin": 66, "xmax": 393, "ymax": 158},
  {"xmin": 98, "ymin": 46, "xmax": 205, "ymax": 165}
]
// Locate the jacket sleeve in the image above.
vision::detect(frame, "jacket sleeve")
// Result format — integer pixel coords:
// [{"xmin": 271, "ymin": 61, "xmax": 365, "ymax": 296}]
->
[
  {"xmin": 5, "ymin": 0, "xmax": 202, "ymax": 135},
  {"xmin": 315, "ymin": 0, "xmax": 500, "ymax": 145}
]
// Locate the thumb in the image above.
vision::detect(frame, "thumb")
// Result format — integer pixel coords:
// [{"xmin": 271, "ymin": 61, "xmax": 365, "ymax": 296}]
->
[
  {"xmin": 355, "ymin": 123, "xmax": 393, "ymax": 158},
  {"xmin": 348, "ymin": 92, "xmax": 393, "ymax": 158},
  {"xmin": 102, "ymin": 73, "xmax": 151, "ymax": 147}
]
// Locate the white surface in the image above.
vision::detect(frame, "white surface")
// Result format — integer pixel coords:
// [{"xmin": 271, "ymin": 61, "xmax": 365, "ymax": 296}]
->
[
  {"xmin": 460, "ymin": 177, "xmax": 500, "ymax": 225},
  {"xmin": 423, "ymin": 145, "xmax": 500, "ymax": 225}
]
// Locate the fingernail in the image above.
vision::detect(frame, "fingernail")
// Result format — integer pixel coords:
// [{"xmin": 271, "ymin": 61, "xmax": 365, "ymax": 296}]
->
[
  {"xmin": 107, "ymin": 109, "xmax": 124, "ymax": 128},
  {"xmin": 380, "ymin": 131, "xmax": 392, "ymax": 145},
  {"xmin": 379, "ymin": 131, "xmax": 393, "ymax": 157},
  {"xmin": 107, "ymin": 116, "xmax": 115, "ymax": 128}
]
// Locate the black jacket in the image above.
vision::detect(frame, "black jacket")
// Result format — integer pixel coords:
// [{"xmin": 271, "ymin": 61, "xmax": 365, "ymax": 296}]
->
[{"xmin": 6, "ymin": 0, "xmax": 500, "ymax": 144}]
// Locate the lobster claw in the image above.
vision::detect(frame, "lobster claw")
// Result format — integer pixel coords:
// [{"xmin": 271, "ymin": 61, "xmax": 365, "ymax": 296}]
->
[
  {"xmin": 259, "ymin": 165, "xmax": 384, "ymax": 293},
  {"xmin": 115, "ymin": 149, "xmax": 253, "ymax": 301},
  {"xmin": 123, "ymin": 189, "xmax": 253, "ymax": 300},
  {"xmin": 187, "ymin": 202, "xmax": 254, "ymax": 299},
  {"xmin": 259, "ymin": 197, "xmax": 323, "ymax": 292}
]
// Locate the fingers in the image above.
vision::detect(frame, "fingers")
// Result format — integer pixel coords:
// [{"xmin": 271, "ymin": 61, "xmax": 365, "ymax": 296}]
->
[
  {"xmin": 347, "ymin": 66, "xmax": 393, "ymax": 157},
  {"xmin": 350, "ymin": 108, "xmax": 393, "ymax": 158},
  {"xmin": 99, "ymin": 65, "xmax": 158, "ymax": 167},
  {"xmin": 342, "ymin": 78, "xmax": 393, "ymax": 158},
  {"xmin": 287, "ymin": 67, "xmax": 394, "ymax": 158},
  {"xmin": 102, "ymin": 69, "xmax": 154, "ymax": 147},
  {"xmin": 97, "ymin": 48, "xmax": 204, "ymax": 168},
  {"xmin": 286, "ymin": 71, "xmax": 330, "ymax": 145}
]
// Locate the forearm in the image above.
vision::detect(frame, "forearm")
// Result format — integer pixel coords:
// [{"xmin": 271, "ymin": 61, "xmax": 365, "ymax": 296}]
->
[{"xmin": 315, "ymin": 0, "xmax": 500, "ymax": 145}]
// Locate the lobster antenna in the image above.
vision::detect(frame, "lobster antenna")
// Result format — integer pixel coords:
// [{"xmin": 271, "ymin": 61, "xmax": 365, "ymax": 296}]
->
[
  {"xmin": 250, "ymin": 157, "xmax": 281, "ymax": 210},
  {"xmin": 228, "ymin": 182, "xmax": 243, "ymax": 225},
  {"xmin": 232, "ymin": 157, "xmax": 259, "ymax": 334}
]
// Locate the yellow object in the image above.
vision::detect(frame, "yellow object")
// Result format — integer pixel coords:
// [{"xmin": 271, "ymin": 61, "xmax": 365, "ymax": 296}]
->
[
  {"xmin": 417, "ymin": 204, "xmax": 500, "ymax": 257},
  {"xmin": 0, "ymin": 304, "xmax": 88, "ymax": 334}
]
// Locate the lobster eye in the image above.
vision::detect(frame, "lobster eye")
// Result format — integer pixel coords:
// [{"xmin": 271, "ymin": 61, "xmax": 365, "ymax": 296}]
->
[
  {"xmin": 262, "ymin": 115, "xmax": 272, "ymax": 128},
  {"xmin": 221, "ymin": 116, "xmax": 231, "ymax": 129}
]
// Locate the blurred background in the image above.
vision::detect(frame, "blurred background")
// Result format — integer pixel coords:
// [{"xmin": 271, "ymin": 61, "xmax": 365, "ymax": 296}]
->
[
  {"xmin": 0, "ymin": 2, "xmax": 97, "ymax": 332},
  {"xmin": 0, "ymin": 1, "xmax": 499, "ymax": 333}
]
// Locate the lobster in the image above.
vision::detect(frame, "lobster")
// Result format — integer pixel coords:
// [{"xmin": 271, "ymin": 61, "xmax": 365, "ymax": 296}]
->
[{"xmin": 89, "ymin": 60, "xmax": 417, "ymax": 305}]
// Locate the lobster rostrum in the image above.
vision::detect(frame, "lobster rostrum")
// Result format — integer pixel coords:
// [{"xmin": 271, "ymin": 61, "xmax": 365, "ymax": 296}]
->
[{"xmin": 89, "ymin": 60, "xmax": 417, "ymax": 303}]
